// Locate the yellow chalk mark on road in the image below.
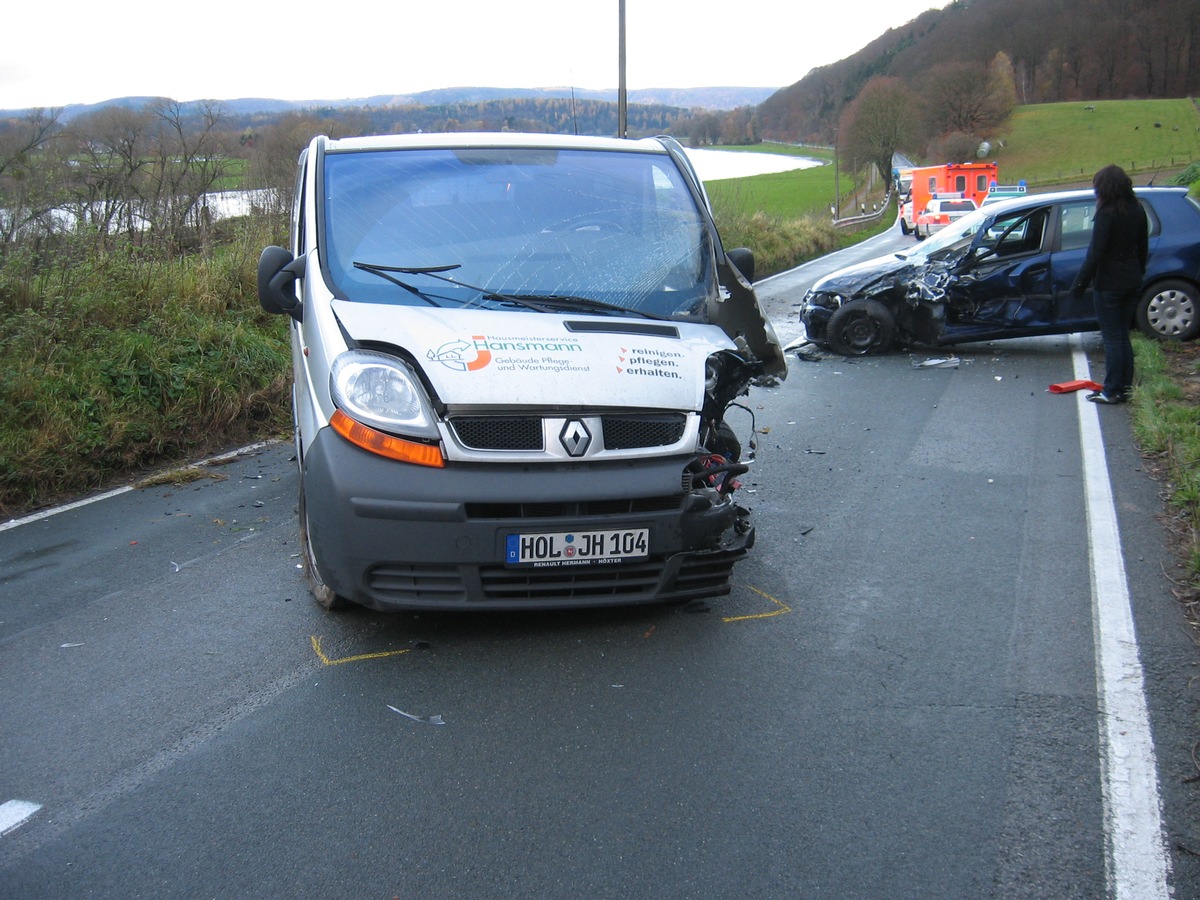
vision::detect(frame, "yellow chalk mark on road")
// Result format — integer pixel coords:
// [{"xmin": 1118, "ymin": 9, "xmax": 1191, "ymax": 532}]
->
[
  {"xmin": 722, "ymin": 585, "xmax": 792, "ymax": 623},
  {"xmin": 311, "ymin": 635, "xmax": 411, "ymax": 666}
]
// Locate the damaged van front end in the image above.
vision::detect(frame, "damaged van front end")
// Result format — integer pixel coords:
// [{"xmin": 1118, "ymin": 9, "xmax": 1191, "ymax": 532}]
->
[{"xmin": 258, "ymin": 133, "xmax": 785, "ymax": 611}]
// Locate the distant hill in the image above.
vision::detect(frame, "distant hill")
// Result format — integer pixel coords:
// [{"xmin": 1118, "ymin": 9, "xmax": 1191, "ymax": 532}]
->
[
  {"xmin": 0, "ymin": 86, "xmax": 777, "ymax": 123},
  {"xmin": 757, "ymin": 0, "xmax": 1200, "ymax": 145}
]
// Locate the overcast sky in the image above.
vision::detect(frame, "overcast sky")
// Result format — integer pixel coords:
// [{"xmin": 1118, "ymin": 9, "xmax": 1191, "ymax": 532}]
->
[{"xmin": 3, "ymin": 0, "xmax": 952, "ymax": 110}]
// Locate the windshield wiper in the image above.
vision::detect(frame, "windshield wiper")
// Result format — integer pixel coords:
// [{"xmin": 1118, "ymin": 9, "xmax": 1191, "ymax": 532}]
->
[
  {"xmin": 500, "ymin": 294, "xmax": 665, "ymax": 319},
  {"xmin": 353, "ymin": 261, "xmax": 542, "ymax": 310},
  {"xmin": 352, "ymin": 261, "xmax": 662, "ymax": 319},
  {"xmin": 352, "ymin": 261, "xmax": 462, "ymax": 306}
]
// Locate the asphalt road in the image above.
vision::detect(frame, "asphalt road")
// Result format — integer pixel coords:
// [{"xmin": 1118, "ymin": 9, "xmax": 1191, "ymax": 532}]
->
[{"xmin": 2, "ymin": 222, "xmax": 1199, "ymax": 897}]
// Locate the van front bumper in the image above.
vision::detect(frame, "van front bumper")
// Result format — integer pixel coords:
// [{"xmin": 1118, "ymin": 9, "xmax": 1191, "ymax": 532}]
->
[{"xmin": 301, "ymin": 427, "xmax": 753, "ymax": 611}]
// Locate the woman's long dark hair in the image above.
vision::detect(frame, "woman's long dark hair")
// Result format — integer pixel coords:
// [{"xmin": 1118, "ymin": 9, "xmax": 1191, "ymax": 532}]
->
[{"xmin": 1093, "ymin": 164, "xmax": 1137, "ymax": 214}]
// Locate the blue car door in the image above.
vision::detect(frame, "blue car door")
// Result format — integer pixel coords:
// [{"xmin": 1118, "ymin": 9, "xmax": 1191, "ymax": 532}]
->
[
  {"xmin": 1048, "ymin": 199, "xmax": 1099, "ymax": 328},
  {"xmin": 940, "ymin": 206, "xmax": 1054, "ymax": 338}
]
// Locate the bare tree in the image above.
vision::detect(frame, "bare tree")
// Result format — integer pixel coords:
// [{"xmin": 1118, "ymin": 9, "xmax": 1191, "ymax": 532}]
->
[
  {"xmin": 63, "ymin": 106, "xmax": 154, "ymax": 242},
  {"xmin": 244, "ymin": 113, "xmax": 327, "ymax": 222},
  {"xmin": 0, "ymin": 109, "xmax": 64, "ymax": 249},
  {"xmin": 920, "ymin": 61, "xmax": 1015, "ymax": 139},
  {"xmin": 840, "ymin": 77, "xmax": 921, "ymax": 192},
  {"xmin": 145, "ymin": 99, "xmax": 230, "ymax": 250},
  {"xmin": 720, "ymin": 107, "xmax": 758, "ymax": 146}
]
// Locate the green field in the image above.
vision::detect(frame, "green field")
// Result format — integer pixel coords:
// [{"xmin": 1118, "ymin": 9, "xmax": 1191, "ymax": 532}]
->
[
  {"xmin": 705, "ymin": 144, "xmax": 841, "ymax": 220},
  {"xmin": 985, "ymin": 99, "xmax": 1200, "ymax": 187}
]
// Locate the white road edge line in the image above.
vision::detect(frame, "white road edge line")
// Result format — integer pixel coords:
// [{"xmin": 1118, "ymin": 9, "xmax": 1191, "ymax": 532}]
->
[
  {"xmin": 0, "ymin": 440, "xmax": 279, "ymax": 533},
  {"xmin": 1072, "ymin": 338, "xmax": 1172, "ymax": 898},
  {"xmin": 0, "ymin": 799, "xmax": 42, "ymax": 836}
]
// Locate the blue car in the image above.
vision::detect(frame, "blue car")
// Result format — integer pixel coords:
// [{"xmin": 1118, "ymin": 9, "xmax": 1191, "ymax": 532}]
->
[{"xmin": 800, "ymin": 186, "xmax": 1200, "ymax": 355}]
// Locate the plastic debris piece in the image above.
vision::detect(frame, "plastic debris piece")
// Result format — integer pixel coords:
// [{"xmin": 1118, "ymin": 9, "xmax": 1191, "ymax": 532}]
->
[
  {"xmin": 60, "ymin": 643, "xmax": 84, "ymax": 649},
  {"xmin": 914, "ymin": 356, "xmax": 960, "ymax": 369},
  {"xmin": 387, "ymin": 705, "xmax": 445, "ymax": 725},
  {"xmin": 1048, "ymin": 379, "xmax": 1103, "ymax": 394},
  {"xmin": 791, "ymin": 345, "xmax": 827, "ymax": 362}
]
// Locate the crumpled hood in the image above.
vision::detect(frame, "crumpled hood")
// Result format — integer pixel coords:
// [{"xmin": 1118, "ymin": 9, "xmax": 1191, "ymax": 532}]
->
[
  {"xmin": 331, "ymin": 301, "xmax": 735, "ymax": 410},
  {"xmin": 809, "ymin": 252, "xmax": 916, "ymax": 297}
]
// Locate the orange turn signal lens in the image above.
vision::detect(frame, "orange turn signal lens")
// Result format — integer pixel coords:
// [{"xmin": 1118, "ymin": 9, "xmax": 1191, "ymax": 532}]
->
[{"xmin": 331, "ymin": 409, "xmax": 445, "ymax": 468}]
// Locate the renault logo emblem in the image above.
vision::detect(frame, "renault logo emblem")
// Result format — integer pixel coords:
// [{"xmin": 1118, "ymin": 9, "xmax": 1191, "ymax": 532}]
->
[{"xmin": 559, "ymin": 420, "xmax": 592, "ymax": 457}]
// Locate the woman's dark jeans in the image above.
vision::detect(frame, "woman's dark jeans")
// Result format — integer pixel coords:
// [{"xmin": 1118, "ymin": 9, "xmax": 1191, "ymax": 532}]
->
[{"xmin": 1093, "ymin": 287, "xmax": 1137, "ymax": 397}]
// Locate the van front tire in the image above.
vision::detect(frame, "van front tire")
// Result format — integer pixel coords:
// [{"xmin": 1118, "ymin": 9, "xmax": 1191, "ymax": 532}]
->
[{"xmin": 299, "ymin": 476, "xmax": 351, "ymax": 611}]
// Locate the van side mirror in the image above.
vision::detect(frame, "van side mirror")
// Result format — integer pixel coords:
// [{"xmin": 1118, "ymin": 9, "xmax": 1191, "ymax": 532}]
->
[
  {"xmin": 257, "ymin": 246, "xmax": 306, "ymax": 321},
  {"xmin": 726, "ymin": 247, "xmax": 755, "ymax": 284}
]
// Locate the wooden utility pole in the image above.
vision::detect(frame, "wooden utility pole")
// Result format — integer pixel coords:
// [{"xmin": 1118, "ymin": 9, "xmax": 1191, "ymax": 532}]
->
[{"xmin": 618, "ymin": 0, "xmax": 627, "ymax": 138}]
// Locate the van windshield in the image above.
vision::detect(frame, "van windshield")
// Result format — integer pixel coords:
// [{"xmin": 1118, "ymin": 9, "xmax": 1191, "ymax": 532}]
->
[{"xmin": 320, "ymin": 146, "xmax": 716, "ymax": 318}]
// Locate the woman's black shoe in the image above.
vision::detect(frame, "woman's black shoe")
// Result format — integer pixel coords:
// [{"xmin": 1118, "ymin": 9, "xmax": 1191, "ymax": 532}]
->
[{"xmin": 1087, "ymin": 391, "xmax": 1124, "ymax": 404}]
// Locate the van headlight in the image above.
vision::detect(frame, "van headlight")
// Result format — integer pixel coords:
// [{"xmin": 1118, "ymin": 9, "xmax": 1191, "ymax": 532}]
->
[{"xmin": 330, "ymin": 351, "xmax": 439, "ymax": 439}]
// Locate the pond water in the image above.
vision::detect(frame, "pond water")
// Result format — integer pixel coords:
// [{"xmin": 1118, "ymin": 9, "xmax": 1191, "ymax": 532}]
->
[{"xmin": 684, "ymin": 147, "xmax": 823, "ymax": 181}]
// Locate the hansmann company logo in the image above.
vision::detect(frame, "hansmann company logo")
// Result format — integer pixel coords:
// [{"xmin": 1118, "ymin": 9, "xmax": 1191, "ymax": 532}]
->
[{"xmin": 428, "ymin": 334, "xmax": 584, "ymax": 372}]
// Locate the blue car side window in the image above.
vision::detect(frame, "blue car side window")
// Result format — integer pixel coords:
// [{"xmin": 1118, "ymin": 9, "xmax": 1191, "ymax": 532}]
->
[{"xmin": 1059, "ymin": 201, "xmax": 1097, "ymax": 252}]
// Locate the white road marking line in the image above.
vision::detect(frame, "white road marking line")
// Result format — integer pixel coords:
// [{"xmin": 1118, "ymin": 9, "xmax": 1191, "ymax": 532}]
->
[
  {"xmin": 0, "ymin": 440, "xmax": 279, "ymax": 532},
  {"xmin": 0, "ymin": 485, "xmax": 133, "ymax": 532},
  {"xmin": 0, "ymin": 800, "xmax": 42, "ymax": 836},
  {"xmin": 1073, "ymin": 339, "xmax": 1172, "ymax": 898}
]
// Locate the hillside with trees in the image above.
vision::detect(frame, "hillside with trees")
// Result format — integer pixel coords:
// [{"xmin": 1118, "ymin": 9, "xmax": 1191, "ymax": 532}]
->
[{"xmin": 758, "ymin": 0, "xmax": 1200, "ymax": 174}]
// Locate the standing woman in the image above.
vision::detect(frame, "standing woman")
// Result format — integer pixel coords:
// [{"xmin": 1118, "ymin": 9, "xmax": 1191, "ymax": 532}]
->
[{"xmin": 1071, "ymin": 164, "xmax": 1149, "ymax": 404}]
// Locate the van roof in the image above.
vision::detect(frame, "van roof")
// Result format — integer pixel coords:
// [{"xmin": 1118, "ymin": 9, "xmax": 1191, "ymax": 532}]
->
[{"xmin": 321, "ymin": 132, "xmax": 672, "ymax": 155}]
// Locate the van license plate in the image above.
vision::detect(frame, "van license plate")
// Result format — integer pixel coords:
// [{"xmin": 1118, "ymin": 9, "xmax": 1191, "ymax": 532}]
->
[{"xmin": 505, "ymin": 528, "xmax": 649, "ymax": 567}]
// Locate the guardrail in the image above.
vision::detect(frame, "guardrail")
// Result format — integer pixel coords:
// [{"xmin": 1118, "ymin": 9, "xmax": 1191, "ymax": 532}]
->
[{"xmin": 833, "ymin": 187, "xmax": 894, "ymax": 228}]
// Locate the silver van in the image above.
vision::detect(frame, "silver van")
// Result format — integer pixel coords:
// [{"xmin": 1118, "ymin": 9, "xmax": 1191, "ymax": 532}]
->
[{"xmin": 258, "ymin": 132, "xmax": 785, "ymax": 611}]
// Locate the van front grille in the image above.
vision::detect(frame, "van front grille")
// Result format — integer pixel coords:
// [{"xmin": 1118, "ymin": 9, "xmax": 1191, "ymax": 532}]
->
[
  {"xmin": 464, "ymin": 494, "xmax": 683, "ymax": 519},
  {"xmin": 447, "ymin": 413, "xmax": 688, "ymax": 453},
  {"xmin": 364, "ymin": 550, "xmax": 744, "ymax": 607},
  {"xmin": 602, "ymin": 414, "xmax": 686, "ymax": 449},
  {"xmin": 450, "ymin": 416, "xmax": 543, "ymax": 451}
]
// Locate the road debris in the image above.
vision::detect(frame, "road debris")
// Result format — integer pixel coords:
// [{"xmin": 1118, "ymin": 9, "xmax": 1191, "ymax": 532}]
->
[
  {"xmin": 912, "ymin": 356, "xmax": 960, "ymax": 369},
  {"xmin": 387, "ymin": 705, "xmax": 446, "ymax": 725},
  {"xmin": 1048, "ymin": 379, "xmax": 1103, "ymax": 394}
]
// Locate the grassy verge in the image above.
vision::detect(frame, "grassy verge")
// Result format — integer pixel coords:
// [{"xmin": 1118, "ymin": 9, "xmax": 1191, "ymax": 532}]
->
[
  {"xmin": 1131, "ymin": 336, "xmax": 1200, "ymax": 586},
  {"xmin": 0, "ymin": 219, "xmax": 292, "ymax": 514}
]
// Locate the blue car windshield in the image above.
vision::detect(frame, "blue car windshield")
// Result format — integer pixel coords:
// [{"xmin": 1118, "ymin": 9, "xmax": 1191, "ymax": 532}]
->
[
  {"xmin": 905, "ymin": 207, "xmax": 992, "ymax": 262},
  {"xmin": 320, "ymin": 146, "xmax": 715, "ymax": 318}
]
